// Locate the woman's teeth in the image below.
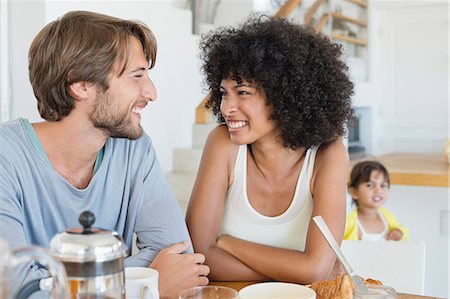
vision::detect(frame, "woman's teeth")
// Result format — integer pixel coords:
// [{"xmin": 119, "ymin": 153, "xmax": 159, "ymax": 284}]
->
[{"xmin": 228, "ymin": 121, "xmax": 247, "ymax": 129}]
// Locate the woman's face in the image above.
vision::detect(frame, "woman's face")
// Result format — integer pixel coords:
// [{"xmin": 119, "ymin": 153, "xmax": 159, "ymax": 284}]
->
[
  {"xmin": 350, "ymin": 170, "xmax": 390, "ymax": 210},
  {"xmin": 219, "ymin": 78, "xmax": 279, "ymax": 145}
]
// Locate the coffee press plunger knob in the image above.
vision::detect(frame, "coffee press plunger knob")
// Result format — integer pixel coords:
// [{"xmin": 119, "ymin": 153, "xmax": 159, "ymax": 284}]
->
[{"xmin": 79, "ymin": 211, "xmax": 95, "ymax": 234}]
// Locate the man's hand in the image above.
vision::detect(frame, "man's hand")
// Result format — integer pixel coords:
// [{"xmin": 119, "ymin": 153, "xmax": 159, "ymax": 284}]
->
[
  {"xmin": 386, "ymin": 228, "xmax": 403, "ymax": 241},
  {"xmin": 150, "ymin": 241, "xmax": 210, "ymax": 299}
]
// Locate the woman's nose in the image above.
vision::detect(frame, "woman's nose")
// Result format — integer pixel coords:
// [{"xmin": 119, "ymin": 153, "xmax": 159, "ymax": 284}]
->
[{"xmin": 220, "ymin": 98, "xmax": 237, "ymax": 117}]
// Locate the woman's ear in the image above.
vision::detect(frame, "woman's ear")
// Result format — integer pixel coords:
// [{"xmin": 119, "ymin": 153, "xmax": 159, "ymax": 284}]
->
[{"xmin": 68, "ymin": 81, "xmax": 93, "ymax": 101}]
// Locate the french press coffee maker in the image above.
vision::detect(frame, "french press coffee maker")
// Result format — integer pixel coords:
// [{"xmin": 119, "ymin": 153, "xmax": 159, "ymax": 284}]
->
[{"xmin": 50, "ymin": 211, "xmax": 128, "ymax": 299}]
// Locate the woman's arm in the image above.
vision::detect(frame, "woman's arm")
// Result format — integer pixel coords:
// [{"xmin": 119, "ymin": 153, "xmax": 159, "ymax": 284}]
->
[
  {"xmin": 186, "ymin": 125, "xmax": 268, "ymax": 281},
  {"xmin": 211, "ymin": 140, "xmax": 349, "ymax": 283}
]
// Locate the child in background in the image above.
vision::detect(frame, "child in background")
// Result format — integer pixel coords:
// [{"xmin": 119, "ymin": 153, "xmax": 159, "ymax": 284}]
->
[{"xmin": 344, "ymin": 161, "xmax": 409, "ymax": 241}]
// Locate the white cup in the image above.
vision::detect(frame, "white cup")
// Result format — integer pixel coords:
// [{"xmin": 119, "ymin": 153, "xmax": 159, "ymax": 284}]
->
[
  {"xmin": 125, "ymin": 267, "xmax": 159, "ymax": 299},
  {"xmin": 239, "ymin": 282, "xmax": 316, "ymax": 299}
]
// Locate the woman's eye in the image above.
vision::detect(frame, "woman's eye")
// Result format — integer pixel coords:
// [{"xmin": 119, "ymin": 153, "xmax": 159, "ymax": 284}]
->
[
  {"xmin": 219, "ymin": 91, "xmax": 227, "ymax": 97},
  {"xmin": 135, "ymin": 74, "xmax": 144, "ymax": 78},
  {"xmin": 238, "ymin": 90, "xmax": 250, "ymax": 95}
]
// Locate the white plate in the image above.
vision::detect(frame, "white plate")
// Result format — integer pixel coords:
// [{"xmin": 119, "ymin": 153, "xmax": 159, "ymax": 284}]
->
[{"xmin": 239, "ymin": 282, "xmax": 316, "ymax": 299}]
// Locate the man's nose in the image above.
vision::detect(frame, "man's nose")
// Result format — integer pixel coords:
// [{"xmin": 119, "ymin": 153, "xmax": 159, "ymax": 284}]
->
[{"xmin": 143, "ymin": 77, "xmax": 157, "ymax": 102}]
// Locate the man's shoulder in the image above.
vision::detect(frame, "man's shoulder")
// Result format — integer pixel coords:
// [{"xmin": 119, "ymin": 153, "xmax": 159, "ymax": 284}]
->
[
  {"xmin": 0, "ymin": 118, "xmax": 23, "ymax": 133},
  {"xmin": 0, "ymin": 118, "xmax": 26, "ymax": 147}
]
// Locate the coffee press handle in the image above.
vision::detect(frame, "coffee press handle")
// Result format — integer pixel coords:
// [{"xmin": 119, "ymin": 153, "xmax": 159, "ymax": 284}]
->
[{"xmin": 11, "ymin": 246, "xmax": 69, "ymax": 299}]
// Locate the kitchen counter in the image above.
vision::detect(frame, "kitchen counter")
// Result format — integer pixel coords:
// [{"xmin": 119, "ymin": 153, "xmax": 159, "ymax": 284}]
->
[{"xmin": 350, "ymin": 153, "xmax": 449, "ymax": 187}]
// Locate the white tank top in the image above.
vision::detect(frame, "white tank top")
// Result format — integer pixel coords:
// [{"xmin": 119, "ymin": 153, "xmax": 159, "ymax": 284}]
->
[
  {"xmin": 219, "ymin": 144, "xmax": 319, "ymax": 251},
  {"xmin": 357, "ymin": 210, "xmax": 388, "ymax": 241}
]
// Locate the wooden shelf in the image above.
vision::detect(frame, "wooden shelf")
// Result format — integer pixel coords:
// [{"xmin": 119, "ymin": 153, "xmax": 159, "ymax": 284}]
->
[
  {"xmin": 331, "ymin": 32, "xmax": 367, "ymax": 46},
  {"xmin": 344, "ymin": 0, "xmax": 368, "ymax": 9},
  {"xmin": 332, "ymin": 12, "xmax": 367, "ymax": 27}
]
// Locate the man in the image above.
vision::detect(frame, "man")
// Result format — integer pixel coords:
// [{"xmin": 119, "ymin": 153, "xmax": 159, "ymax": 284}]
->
[{"xmin": 0, "ymin": 11, "xmax": 209, "ymax": 298}]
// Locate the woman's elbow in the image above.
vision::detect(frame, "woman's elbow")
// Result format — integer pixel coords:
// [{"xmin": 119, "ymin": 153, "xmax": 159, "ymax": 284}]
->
[{"xmin": 304, "ymin": 266, "xmax": 332, "ymax": 283}]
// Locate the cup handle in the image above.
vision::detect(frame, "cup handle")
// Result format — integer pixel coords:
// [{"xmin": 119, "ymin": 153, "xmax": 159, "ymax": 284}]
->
[
  {"xmin": 141, "ymin": 285, "xmax": 159, "ymax": 299},
  {"xmin": 11, "ymin": 246, "xmax": 69, "ymax": 299}
]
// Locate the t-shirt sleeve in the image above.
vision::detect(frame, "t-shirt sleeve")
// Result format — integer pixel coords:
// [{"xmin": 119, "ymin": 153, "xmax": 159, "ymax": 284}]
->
[
  {"xmin": 124, "ymin": 138, "xmax": 192, "ymax": 267},
  {"xmin": 0, "ymin": 155, "xmax": 49, "ymax": 294}
]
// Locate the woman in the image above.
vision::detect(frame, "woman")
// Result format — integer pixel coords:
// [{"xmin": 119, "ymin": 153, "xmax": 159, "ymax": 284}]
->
[{"xmin": 186, "ymin": 16, "xmax": 353, "ymax": 284}]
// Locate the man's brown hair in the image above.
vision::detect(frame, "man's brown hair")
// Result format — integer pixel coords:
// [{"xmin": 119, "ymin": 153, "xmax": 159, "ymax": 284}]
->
[{"xmin": 28, "ymin": 11, "xmax": 157, "ymax": 121}]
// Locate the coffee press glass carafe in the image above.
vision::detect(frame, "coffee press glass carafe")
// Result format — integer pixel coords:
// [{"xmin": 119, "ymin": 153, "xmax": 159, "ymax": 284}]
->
[
  {"xmin": 50, "ymin": 211, "xmax": 127, "ymax": 299},
  {"xmin": 0, "ymin": 238, "xmax": 69, "ymax": 299}
]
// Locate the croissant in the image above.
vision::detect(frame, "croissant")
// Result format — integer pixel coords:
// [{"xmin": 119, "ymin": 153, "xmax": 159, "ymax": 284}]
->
[
  {"xmin": 365, "ymin": 278, "xmax": 383, "ymax": 285},
  {"xmin": 310, "ymin": 275, "xmax": 383, "ymax": 299},
  {"xmin": 310, "ymin": 274, "xmax": 354, "ymax": 299}
]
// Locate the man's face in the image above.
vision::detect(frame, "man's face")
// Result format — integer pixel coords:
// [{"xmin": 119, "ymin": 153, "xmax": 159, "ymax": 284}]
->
[{"xmin": 89, "ymin": 37, "xmax": 157, "ymax": 140}]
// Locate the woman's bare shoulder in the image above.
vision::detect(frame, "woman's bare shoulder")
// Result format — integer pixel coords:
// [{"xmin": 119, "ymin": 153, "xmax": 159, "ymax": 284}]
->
[
  {"xmin": 313, "ymin": 139, "xmax": 349, "ymax": 180},
  {"xmin": 203, "ymin": 124, "xmax": 239, "ymax": 165},
  {"xmin": 316, "ymin": 139, "xmax": 349, "ymax": 164}
]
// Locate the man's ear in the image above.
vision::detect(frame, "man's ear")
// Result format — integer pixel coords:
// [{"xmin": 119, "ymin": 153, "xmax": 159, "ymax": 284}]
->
[{"xmin": 68, "ymin": 81, "xmax": 94, "ymax": 101}]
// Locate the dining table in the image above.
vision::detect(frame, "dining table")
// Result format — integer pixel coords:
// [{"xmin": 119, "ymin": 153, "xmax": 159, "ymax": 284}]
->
[{"xmin": 209, "ymin": 281, "xmax": 444, "ymax": 299}]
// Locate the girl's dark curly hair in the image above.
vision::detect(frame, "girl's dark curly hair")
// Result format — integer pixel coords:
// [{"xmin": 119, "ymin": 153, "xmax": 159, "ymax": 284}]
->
[{"xmin": 200, "ymin": 15, "xmax": 354, "ymax": 149}]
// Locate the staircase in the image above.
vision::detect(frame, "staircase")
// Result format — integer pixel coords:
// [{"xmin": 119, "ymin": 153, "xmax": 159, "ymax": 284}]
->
[{"xmin": 166, "ymin": 123, "xmax": 216, "ymax": 214}]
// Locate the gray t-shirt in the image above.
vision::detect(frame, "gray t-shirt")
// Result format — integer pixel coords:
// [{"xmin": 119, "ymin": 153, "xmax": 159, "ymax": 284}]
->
[{"xmin": 0, "ymin": 118, "xmax": 191, "ymax": 294}]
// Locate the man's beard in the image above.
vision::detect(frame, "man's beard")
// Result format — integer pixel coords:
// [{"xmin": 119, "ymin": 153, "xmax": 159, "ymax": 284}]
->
[{"xmin": 89, "ymin": 89, "xmax": 143, "ymax": 140}]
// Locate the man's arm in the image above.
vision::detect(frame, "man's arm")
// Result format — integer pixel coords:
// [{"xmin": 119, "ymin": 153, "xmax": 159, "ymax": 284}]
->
[
  {"xmin": 125, "ymin": 139, "xmax": 209, "ymax": 299},
  {"xmin": 0, "ymin": 157, "xmax": 49, "ymax": 294}
]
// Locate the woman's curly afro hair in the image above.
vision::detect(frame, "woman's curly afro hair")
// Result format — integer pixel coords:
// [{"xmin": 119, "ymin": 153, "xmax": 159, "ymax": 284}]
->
[{"xmin": 200, "ymin": 15, "xmax": 354, "ymax": 149}]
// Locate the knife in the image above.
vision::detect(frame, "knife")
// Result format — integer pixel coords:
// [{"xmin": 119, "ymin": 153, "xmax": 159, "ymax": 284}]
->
[{"xmin": 313, "ymin": 215, "xmax": 369, "ymax": 293}]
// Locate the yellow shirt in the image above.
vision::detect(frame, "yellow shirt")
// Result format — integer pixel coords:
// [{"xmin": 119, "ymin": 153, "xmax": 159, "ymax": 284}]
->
[{"xmin": 344, "ymin": 207, "xmax": 410, "ymax": 240}]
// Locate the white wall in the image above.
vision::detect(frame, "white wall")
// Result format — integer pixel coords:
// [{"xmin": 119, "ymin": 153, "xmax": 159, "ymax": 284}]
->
[
  {"xmin": 385, "ymin": 185, "xmax": 449, "ymax": 297},
  {"xmin": 5, "ymin": 0, "xmax": 204, "ymax": 172},
  {"xmin": 368, "ymin": 1, "xmax": 449, "ymax": 156},
  {"xmin": 0, "ymin": 0, "xmax": 11, "ymax": 122}
]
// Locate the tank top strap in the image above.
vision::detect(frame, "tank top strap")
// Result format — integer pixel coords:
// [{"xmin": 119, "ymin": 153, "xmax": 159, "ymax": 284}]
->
[
  {"xmin": 304, "ymin": 145, "xmax": 320, "ymax": 184},
  {"xmin": 357, "ymin": 210, "xmax": 389, "ymax": 241}
]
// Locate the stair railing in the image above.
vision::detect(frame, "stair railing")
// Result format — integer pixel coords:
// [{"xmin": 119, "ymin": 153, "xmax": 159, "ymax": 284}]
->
[{"xmin": 274, "ymin": 0, "xmax": 302, "ymax": 19}]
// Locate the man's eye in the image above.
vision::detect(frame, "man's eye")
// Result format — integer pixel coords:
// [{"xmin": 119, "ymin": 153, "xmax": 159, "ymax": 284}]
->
[
  {"xmin": 365, "ymin": 182, "xmax": 373, "ymax": 188},
  {"xmin": 135, "ymin": 74, "xmax": 144, "ymax": 78}
]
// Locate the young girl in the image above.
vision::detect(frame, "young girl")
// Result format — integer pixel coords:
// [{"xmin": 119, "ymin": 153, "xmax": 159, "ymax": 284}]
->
[
  {"xmin": 344, "ymin": 161, "xmax": 410, "ymax": 241},
  {"xmin": 186, "ymin": 16, "xmax": 354, "ymax": 283}
]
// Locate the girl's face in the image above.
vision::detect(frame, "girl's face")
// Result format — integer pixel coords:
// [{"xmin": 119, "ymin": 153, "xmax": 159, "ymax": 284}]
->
[
  {"xmin": 350, "ymin": 170, "xmax": 390, "ymax": 210},
  {"xmin": 219, "ymin": 78, "xmax": 279, "ymax": 145}
]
